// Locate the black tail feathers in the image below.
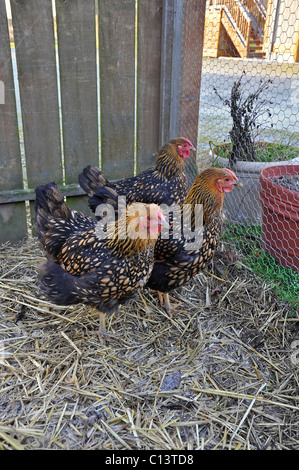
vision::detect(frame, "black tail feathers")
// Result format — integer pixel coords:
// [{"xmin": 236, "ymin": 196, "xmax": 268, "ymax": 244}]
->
[
  {"xmin": 38, "ymin": 261, "xmax": 79, "ymax": 306},
  {"xmin": 34, "ymin": 182, "xmax": 95, "ymax": 260},
  {"xmin": 79, "ymin": 165, "xmax": 118, "ymax": 217},
  {"xmin": 35, "ymin": 182, "xmax": 71, "ymax": 220},
  {"xmin": 79, "ymin": 165, "xmax": 109, "ymax": 196},
  {"xmin": 34, "ymin": 183, "xmax": 71, "ymax": 245},
  {"xmin": 89, "ymin": 186, "xmax": 119, "ymax": 218}
]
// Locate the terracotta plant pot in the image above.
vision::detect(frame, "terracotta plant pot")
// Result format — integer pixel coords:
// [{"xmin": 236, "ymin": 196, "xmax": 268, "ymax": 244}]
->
[{"xmin": 259, "ymin": 165, "xmax": 299, "ymax": 273}]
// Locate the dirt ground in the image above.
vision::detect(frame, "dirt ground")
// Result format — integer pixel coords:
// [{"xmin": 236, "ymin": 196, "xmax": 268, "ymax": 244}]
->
[
  {"xmin": 0, "ymin": 237, "xmax": 298, "ymax": 450},
  {"xmin": 271, "ymin": 175, "xmax": 299, "ymax": 192}
]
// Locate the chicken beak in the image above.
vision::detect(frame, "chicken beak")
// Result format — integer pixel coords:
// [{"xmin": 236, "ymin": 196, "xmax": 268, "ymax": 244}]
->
[
  {"xmin": 156, "ymin": 214, "xmax": 169, "ymax": 233},
  {"xmin": 160, "ymin": 215, "xmax": 169, "ymax": 229}
]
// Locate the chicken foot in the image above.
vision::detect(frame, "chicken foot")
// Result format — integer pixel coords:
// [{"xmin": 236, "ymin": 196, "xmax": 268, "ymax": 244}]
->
[
  {"xmin": 97, "ymin": 311, "xmax": 119, "ymax": 344},
  {"xmin": 157, "ymin": 292, "xmax": 182, "ymax": 316}
]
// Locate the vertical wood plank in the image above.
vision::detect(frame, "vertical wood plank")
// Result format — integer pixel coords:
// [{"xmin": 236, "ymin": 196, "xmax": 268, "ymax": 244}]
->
[
  {"xmin": 159, "ymin": 0, "xmax": 173, "ymax": 145},
  {"xmin": 55, "ymin": 0, "xmax": 99, "ymax": 212},
  {"xmin": 178, "ymin": 0, "xmax": 206, "ymax": 147},
  {"xmin": 0, "ymin": 0, "xmax": 27, "ymax": 243},
  {"xmin": 56, "ymin": 0, "xmax": 98, "ymax": 184},
  {"xmin": 169, "ymin": 0, "xmax": 184, "ymax": 140},
  {"xmin": 160, "ymin": 0, "xmax": 206, "ymax": 185},
  {"xmin": 10, "ymin": 0, "xmax": 62, "ymax": 187},
  {"xmin": 159, "ymin": 0, "xmax": 183, "ymax": 145},
  {"xmin": 136, "ymin": 0, "xmax": 163, "ymax": 172},
  {"xmin": 178, "ymin": 0, "xmax": 206, "ymax": 185},
  {"xmin": 98, "ymin": 0, "xmax": 135, "ymax": 179}
]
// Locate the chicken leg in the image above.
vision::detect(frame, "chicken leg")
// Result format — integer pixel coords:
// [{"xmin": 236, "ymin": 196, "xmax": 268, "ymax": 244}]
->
[
  {"xmin": 98, "ymin": 311, "xmax": 108, "ymax": 345},
  {"xmin": 97, "ymin": 311, "xmax": 120, "ymax": 344},
  {"xmin": 157, "ymin": 291, "xmax": 182, "ymax": 316}
]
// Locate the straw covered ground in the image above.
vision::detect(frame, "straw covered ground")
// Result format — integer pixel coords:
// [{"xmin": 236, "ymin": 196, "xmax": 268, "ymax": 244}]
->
[{"xmin": 0, "ymin": 236, "xmax": 298, "ymax": 450}]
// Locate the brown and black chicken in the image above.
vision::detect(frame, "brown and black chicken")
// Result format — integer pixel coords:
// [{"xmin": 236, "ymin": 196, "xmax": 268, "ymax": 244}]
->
[
  {"xmin": 34, "ymin": 182, "xmax": 167, "ymax": 342},
  {"xmin": 78, "ymin": 165, "xmax": 240, "ymax": 314},
  {"xmin": 146, "ymin": 167, "xmax": 240, "ymax": 312},
  {"xmin": 78, "ymin": 137, "xmax": 196, "ymax": 214}
]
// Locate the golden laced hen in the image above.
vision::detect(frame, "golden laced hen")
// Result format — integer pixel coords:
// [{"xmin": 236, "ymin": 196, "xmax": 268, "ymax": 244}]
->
[
  {"xmin": 146, "ymin": 168, "xmax": 241, "ymax": 313},
  {"xmin": 34, "ymin": 182, "xmax": 167, "ymax": 342},
  {"xmin": 78, "ymin": 137, "xmax": 195, "ymax": 214}
]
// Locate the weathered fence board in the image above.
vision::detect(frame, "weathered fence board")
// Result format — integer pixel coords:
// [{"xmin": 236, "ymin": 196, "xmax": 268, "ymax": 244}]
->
[
  {"xmin": 0, "ymin": 0, "xmax": 27, "ymax": 242},
  {"xmin": 55, "ymin": 0, "xmax": 99, "ymax": 182},
  {"xmin": 159, "ymin": 0, "xmax": 183, "ymax": 145},
  {"xmin": 98, "ymin": 0, "xmax": 135, "ymax": 180},
  {"xmin": 0, "ymin": 0, "xmax": 205, "ymax": 244},
  {"xmin": 55, "ymin": 0, "xmax": 99, "ymax": 212},
  {"xmin": 178, "ymin": 0, "xmax": 206, "ymax": 183},
  {"xmin": 136, "ymin": 0, "xmax": 163, "ymax": 172},
  {"xmin": 178, "ymin": 0, "xmax": 205, "ymax": 147},
  {"xmin": 11, "ymin": 0, "xmax": 62, "ymax": 187}
]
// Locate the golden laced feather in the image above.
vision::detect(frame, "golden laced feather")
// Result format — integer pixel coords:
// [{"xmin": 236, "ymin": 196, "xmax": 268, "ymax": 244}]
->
[
  {"xmin": 104, "ymin": 203, "xmax": 159, "ymax": 257},
  {"xmin": 184, "ymin": 168, "xmax": 229, "ymax": 225},
  {"xmin": 155, "ymin": 139, "xmax": 186, "ymax": 180}
]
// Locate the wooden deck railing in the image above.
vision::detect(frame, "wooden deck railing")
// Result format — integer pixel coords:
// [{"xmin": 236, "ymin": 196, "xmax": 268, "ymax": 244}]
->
[
  {"xmin": 211, "ymin": 0, "xmax": 252, "ymax": 46},
  {"xmin": 245, "ymin": 0, "xmax": 266, "ymax": 36},
  {"xmin": 207, "ymin": 0, "xmax": 266, "ymax": 55}
]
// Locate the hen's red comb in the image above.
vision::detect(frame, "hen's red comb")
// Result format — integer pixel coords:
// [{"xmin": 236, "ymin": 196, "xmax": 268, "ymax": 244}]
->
[
  {"xmin": 224, "ymin": 168, "xmax": 238, "ymax": 181},
  {"xmin": 177, "ymin": 137, "xmax": 196, "ymax": 150}
]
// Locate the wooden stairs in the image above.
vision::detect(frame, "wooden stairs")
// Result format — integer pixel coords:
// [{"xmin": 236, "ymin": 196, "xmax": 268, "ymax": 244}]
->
[{"xmin": 204, "ymin": 0, "xmax": 267, "ymax": 59}]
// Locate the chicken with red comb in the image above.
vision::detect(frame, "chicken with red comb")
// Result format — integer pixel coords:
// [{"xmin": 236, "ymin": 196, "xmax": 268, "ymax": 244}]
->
[
  {"xmin": 146, "ymin": 167, "xmax": 240, "ymax": 313},
  {"xmin": 79, "ymin": 137, "xmax": 196, "ymax": 213},
  {"xmin": 34, "ymin": 182, "xmax": 167, "ymax": 342}
]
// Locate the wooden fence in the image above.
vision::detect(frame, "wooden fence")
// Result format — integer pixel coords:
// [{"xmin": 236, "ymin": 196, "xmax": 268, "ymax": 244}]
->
[{"xmin": 0, "ymin": 0, "xmax": 206, "ymax": 243}]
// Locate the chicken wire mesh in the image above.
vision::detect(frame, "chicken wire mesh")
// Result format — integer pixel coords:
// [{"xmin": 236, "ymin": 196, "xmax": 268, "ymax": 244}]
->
[{"xmin": 186, "ymin": 0, "xmax": 299, "ymax": 308}]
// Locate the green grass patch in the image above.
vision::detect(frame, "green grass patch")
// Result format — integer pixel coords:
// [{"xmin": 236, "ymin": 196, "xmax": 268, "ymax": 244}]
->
[
  {"xmin": 223, "ymin": 224, "xmax": 299, "ymax": 310},
  {"xmin": 211, "ymin": 141, "xmax": 299, "ymax": 164}
]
